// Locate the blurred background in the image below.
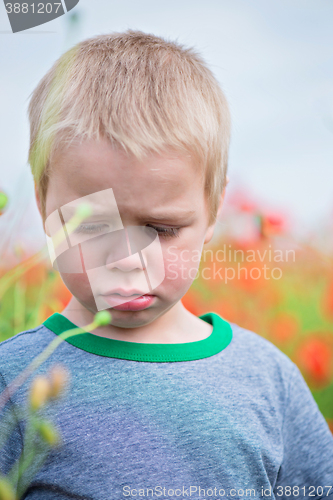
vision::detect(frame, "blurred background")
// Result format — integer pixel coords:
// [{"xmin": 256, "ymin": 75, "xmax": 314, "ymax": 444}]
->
[{"xmin": 0, "ymin": 0, "xmax": 332, "ymax": 430}]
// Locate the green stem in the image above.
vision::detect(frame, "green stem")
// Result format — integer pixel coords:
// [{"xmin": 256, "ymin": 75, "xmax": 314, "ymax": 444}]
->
[
  {"xmin": 7, "ymin": 415, "xmax": 37, "ymax": 486},
  {"xmin": 13, "ymin": 280, "xmax": 26, "ymax": 334},
  {"xmin": 26, "ymin": 276, "xmax": 48, "ymax": 330}
]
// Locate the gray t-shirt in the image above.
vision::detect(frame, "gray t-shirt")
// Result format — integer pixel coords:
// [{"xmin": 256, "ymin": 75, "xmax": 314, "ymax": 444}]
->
[{"xmin": 0, "ymin": 311, "xmax": 332, "ymax": 500}]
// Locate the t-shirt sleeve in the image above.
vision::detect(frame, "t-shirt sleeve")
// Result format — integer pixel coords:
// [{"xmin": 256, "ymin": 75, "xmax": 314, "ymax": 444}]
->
[
  {"xmin": 0, "ymin": 370, "xmax": 24, "ymax": 479},
  {"xmin": 274, "ymin": 363, "xmax": 333, "ymax": 499}
]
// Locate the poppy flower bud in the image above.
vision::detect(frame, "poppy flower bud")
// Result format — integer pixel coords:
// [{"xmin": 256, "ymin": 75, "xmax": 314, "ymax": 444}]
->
[
  {"xmin": 0, "ymin": 476, "xmax": 15, "ymax": 500},
  {"xmin": 38, "ymin": 420, "xmax": 61, "ymax": 447},
  {"xmin": 29, "ymin": 375, "xmax": 51, "ymax": 411},
  {"xmin": 94, "ymin": 311, "xmax": 112, "ymax": 327},
  {"xmin": 48, "ymin": 365, "xmax": 70, "ymax": 399},
  {"xmin": 0, "ymin": 191, "xmax": 8, "ymax": 216}
]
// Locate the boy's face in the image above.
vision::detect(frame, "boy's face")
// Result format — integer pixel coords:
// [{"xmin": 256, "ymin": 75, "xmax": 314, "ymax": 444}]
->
[{"xmin": 38, "ymin": 139, "xmax": 224, "ymax": 328}]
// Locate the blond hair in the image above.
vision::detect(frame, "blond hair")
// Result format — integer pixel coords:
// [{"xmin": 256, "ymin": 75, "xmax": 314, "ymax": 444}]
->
[{"xmin": 28, "ymin": 30, "xmax": 231, "ymax": 225}]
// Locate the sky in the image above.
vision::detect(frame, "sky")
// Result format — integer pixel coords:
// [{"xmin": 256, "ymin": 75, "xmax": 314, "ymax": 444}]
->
[{"xmin": 0, "ymin": 0, "xmax": 332, "ymax": 253}]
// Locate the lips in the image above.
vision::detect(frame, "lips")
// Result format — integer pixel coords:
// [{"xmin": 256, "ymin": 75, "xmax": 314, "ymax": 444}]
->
[
  {"xmin": 101, "ymin": 291, "xmax": 156, "ymax": 311},
  {"xmin": 101, "ymin": 289, "xmax": 146, "ymax": 297}
]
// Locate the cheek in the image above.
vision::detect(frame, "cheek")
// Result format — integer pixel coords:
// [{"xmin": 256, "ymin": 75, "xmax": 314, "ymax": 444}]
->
[
  {"xmin": 60, "ymin": 272, "xmax": 93, "ymax": 300},
  {"xmin": 161, "ymin": 241, "xmax": 202, "ymax": 292}
]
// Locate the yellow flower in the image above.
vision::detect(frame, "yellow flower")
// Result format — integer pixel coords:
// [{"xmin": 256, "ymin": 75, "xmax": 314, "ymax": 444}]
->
[
  {"xmin": 0, "ymin": 476, "xmax": 15, "ymax": 500},
  {"xmin": 48, "ymin": 365, "xmax": 70, "ymax": 399},
  {"xmin": 29, "ymin": 375, "xmax": 51, "ymax": 411}
]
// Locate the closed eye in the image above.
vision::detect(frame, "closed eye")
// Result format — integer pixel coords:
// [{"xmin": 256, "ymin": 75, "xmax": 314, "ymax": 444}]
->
[
  {"xmin": 73, "ymin": 223, "xmax": 110, "ymax": 234},
  {"xmin": 146, "ymin": 224, "xmax": 180, "ymax": 238}
]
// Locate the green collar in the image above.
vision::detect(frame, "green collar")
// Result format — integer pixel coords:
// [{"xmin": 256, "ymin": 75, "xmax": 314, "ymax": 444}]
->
[{"xmin": 43, "ymin": 312, "xmax": 232, "ymax": 362}]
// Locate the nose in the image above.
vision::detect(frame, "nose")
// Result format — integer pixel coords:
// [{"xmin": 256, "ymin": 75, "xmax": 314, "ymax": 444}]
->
[{"xmin": 105, "ymin": 251, "xmax": 146, "ymax": 272}]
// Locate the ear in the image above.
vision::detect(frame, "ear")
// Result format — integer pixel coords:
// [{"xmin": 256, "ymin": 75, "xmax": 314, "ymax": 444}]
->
[
  {"xmin": 34, "ymin": 181, "xmax": 42, "ymax": 216},
  {"xmin": 204, "ymin": 175, "xmax": 229, "ymax": 245},
  {"xmin": 34, "ymin": 182, "xmax": 46, "ymax": 232}
]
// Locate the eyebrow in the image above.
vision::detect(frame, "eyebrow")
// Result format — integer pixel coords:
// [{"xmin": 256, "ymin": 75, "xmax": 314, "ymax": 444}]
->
[
  {"xmin": 59, "ymin": 205, "xmax": 196, "ymax": 223},
  {"xmin": 60, "ymin": 205, "xmax": 120, "ymax": 218},
  {"xmin": 139, "ymin": 210, "xmax": 196, "ymax": 223}
]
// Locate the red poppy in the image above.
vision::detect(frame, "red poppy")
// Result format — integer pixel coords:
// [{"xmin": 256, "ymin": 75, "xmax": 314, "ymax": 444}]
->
[
  {"xmin": 295, "ymin": 336, "xmax": 333, "ymax": 388},
  {"xmin": 270, "ymin": 313, "xmax": 299, "ymax": 344},
  {"xmin": 240, "ymin": 202, "xmax": 257, "ymax": 213},
  {"xmin": 261, "ymin": 214, "xmax": 285, "ymax": 238}
]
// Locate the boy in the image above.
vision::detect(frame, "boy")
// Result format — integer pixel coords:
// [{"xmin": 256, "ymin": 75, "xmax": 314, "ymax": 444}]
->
[{"xmin": 1, "ymin": 30, "xmax": 333, "ymax": 500}]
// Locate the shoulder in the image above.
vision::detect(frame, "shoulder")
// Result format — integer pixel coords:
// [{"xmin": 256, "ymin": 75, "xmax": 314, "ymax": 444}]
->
[
  {"xmin": 228, "ymin": 320, "xmax": 295, "ymax": 367},
  {"xmin": 218, "ymin": 319, "xmax": 297, "ymax": 394},
  {"xmin": 0, "ymin": 324, "xmax": 55, "ymax": 355},
  {"xmin": 0, "ymin": 324, "xmax": 57, "ymax": 381}
]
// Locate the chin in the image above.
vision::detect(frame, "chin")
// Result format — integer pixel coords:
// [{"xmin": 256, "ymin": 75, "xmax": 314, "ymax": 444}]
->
[{"xmin": 107, "ymin": 308, "xmax": 159, "ymax": 329}]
